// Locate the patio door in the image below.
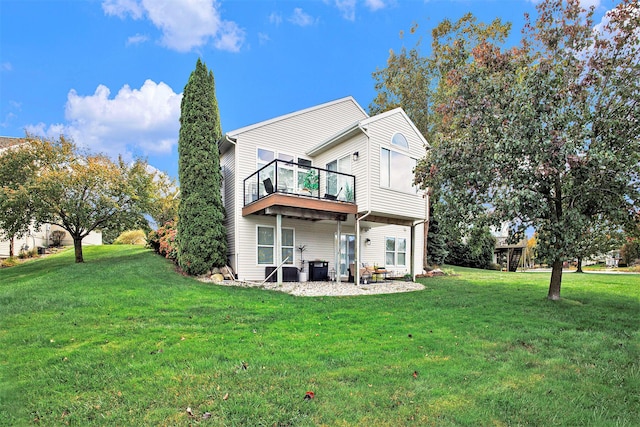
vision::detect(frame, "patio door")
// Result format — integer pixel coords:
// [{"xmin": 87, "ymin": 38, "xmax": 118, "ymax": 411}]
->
[{"xmin": 339, "ymin": 234, "xmax": 356, "ymax": 278}]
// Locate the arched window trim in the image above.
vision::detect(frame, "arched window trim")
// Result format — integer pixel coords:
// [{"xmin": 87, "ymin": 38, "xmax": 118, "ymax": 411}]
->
[{"xmin": 391, "ymin": 132, "xmax": 409, "ymax": 150}]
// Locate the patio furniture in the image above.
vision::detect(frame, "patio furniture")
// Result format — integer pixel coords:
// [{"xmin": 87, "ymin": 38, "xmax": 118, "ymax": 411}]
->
[
  {"xmin": 348, "ymin": 263, "xmax": 373, "ymax": 284},
  {"xmin": 263, "ymin": 178, "xmax": 274, "ymax": 194},
  {"xmin": 309, "ymin": 261, "xmax": 329, "ymax": 281},
  {"xmin": 373, "ymin": 268, "xmax": 388, "ymax": 282}
]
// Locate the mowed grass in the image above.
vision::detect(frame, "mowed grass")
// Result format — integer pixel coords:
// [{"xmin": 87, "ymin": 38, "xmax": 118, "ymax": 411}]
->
[{"xmin": 1, "ymin": 246, "xmax": 638, "ymax": 426}]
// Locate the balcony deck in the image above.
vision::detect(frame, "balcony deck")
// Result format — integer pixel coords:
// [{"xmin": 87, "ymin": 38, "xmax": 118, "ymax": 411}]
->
[
  {"xmin": 242, "ymin": 192, "xmax": 357, "ymax": 221},
  {"xmin": 243, "ymin": 159, "xmax": 357, "ymax": 221}
]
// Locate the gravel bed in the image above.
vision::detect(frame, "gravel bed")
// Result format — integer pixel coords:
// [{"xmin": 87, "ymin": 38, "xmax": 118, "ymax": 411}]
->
[{"xmin": 197, "ymin": 278, "xmax": 425, "ymax": 297}]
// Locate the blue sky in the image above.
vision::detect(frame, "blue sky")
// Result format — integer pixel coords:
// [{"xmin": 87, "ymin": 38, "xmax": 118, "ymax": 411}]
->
[{"xmin": 1, "ymin": 0, "xmax": 612, "ymax": 179}]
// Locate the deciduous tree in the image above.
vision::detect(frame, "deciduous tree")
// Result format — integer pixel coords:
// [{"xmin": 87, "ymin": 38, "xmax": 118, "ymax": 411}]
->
[
  {"xmin": 23, "ymin": 135, "xmax": 155, "ymax": 263},
  {"xmin": 418, "ymin": 0, "xmax": 640, "ymax": 299},
  {"xmin": 0, "ymin": 139, "xmax": 36, "ymax": 257},
  {"xmin": 371, "ymin": 15, "xmax": 511, "ymax": 269}
]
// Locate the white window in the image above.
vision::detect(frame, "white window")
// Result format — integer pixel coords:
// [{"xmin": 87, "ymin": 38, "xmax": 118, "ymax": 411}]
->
[
  {"xmin": 385, "ymin": 237, "xmax": 407, "ymax": 267},
  {"xmin": 257, "ymin": 226, "xmax": 274, "ymax": 265},
  {"xmin": 392, "ymin": 132, "xmax": 409, "ymax": 149},
  {"xmin": 281, "ymin": 228, "xmax": 294, "ymax": 265},
  {"xmin": 380, "ymin": 148, "xmax": 417, "ymax": 193},
  {"xmin": 276, "ymin": 153, "xmax": 295, "ymax": 192},
  {"xmin": 327, "ymin": 155, "xmax": 352, "ymax": 201},
  {"xmin": 257, "ymin": 226, "xmax": 294, "ymax": 265},
  {"xmin": 257, "ymin": 148, "xmax": 307, "ymax": 194}
]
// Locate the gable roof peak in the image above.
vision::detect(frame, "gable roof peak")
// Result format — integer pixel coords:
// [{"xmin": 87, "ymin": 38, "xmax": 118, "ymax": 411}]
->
[{"xmin": 226, "ymin": 96, "xmax": 368, "ymax": 137}]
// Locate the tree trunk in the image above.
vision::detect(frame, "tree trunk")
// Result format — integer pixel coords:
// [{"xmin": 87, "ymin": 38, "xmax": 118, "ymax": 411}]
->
[
  {"xmin": 73, "ymin": 237, "xmax": 84, "ymax": 263},
  {"xmin": 576, "ymin": 257, "xmax": 583, "ymax": 273},
  {"xmin": 547, "ymin": 260, "xmax": 563, "ymax": 300},
  {"xmin": 9, "ymin": 237, "xmax": 15, "ymax": 258}
]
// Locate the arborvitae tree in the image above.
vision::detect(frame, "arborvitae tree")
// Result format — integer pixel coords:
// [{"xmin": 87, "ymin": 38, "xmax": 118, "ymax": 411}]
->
[{"xmin": 177, "ymin": 59, "xmax": 227, "ymax": 275}]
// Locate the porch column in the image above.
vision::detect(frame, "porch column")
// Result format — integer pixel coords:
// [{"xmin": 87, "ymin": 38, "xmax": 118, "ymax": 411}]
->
[
  {"xmin": 411, "ymin": 223, "xmax": 416, "ymax": 280},
  {"xmin": 276, "ymin": 213, "xmax": 283, "ymax": 284},
  {"xmin": 336, "ymin": 220, "xmax": 341, "ymax": 284},
  {"xmin": 355, "ymin": 219, "xmax": 360, "ymax": 285}
]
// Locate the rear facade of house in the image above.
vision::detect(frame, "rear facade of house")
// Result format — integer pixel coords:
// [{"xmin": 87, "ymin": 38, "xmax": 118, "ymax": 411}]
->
[{"xmin": 219, "ymin": 97, "xmax": 429, "ymax": 283}]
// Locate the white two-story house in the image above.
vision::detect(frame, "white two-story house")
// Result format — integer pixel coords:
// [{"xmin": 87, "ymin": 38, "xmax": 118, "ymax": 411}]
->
[{"xmin": 219, "ymin": 97, "xmax": 429, "ymax": 284}]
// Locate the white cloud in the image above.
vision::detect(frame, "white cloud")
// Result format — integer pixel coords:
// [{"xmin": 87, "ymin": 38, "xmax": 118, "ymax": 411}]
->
[
  {"xmin": 126, "ymin": 33, "xmax": 149, "ymax": 45},
  {"xmin": 26, "ymin": 80, "xmax": 182, "ymax": 159},
  {"xmin": 269, "ymin": 12, "xmax": 283, "ymax": 26},
  {"xmin": 334, "ymin": 0, "xmax": 356, "ymax": 21},
  {"xmin": 579, "ymin": 0, "xmax": 601, "ymax": 9},
  {"xmin": 102, "ymin": 0, "xmax": 144, "ymax": 19},
  {"xmin": 289, "ymin": 8, "xmax": 315, "ymax": 27},
  {"xmin": 102, "ymin": 0, "xmax": 245, "ymax": 52},
  {"xmin": 1, "ymin": 62, "xmax": 12, "ymax": 72},
  {"xmin": 364, "ymin": 0, "xmax": 386, "ymax": 11},
  {"xmin": 324, "ymin": 0, "xmax": 388, "ymax": 21},
  {"xmin": 258, "ymin": 32, "xmax": 271, "ymax": 45}
]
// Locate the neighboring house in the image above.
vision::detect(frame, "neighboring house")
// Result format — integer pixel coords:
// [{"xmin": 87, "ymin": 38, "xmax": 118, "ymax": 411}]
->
[
  {"xmin": 0, "ymin": 136, "xmax": 102, "ymax": 257},
  {"xmin": 492, "ymin": 223, "xmax": 528, "ymax": 271},
  {"xmin": 219, "ymin": 97, "xmax": 429, "ymax": 283}
]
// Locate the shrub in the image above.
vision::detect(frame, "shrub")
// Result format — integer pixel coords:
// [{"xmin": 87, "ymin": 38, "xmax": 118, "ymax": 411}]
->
[
  {"xmin": 113, "ymin": 230, "xmax": 147, "ymax": 245},
  {"xmin": 149, "ymin": 221, "xmax": 178, "ymax": 261},
  {"xmin": 1, "ymin": 257, "xmax": 19, "ymax": 268},
  {"xmin": 147, "ymin": 229, "xmax": 160, "ymax": 253},
  {"xmin": 18, "ymin": 248, "xmax": 38, "ymax": 259},
  {"xmin": 50, "ymin": 230, "xmax": 66, "ymax": 247}
]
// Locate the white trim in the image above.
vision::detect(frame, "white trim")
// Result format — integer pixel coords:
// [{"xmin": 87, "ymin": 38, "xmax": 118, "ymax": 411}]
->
[
  {"xmin": 379, "ymin": 147, "xmax": 418, "ymax": 194},
  {"xmin": 361, "ymin": 108, "xmax": 429, "ymax": 148},
  {"xmin": 391, "ymin": 132, "xmax": 409, "ymax": 150},
  {"xmin": 256, "ymin": 224, "xmax": 295, "ymax": 266},
  {"xmin": 385, "ymin": 236, "xmax": 407, "ymax": 268}
]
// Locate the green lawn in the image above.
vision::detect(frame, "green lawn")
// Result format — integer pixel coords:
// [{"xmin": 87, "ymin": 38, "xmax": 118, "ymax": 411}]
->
[{"xmin": 1, "ymin": 246, "xmax": 638, "ymax": 426}]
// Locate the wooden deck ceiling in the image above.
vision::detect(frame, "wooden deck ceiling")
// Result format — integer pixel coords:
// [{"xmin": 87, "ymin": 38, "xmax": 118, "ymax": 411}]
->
[{"xmin": 242, "ymin": 193, "xmax": 358, "ymax": 221}]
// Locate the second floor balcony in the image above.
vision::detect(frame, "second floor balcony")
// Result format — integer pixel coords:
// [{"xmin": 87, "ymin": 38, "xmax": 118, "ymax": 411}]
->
[{"xmin": 242, "ymin": 159, "xmax": 357, "ymax": 221}]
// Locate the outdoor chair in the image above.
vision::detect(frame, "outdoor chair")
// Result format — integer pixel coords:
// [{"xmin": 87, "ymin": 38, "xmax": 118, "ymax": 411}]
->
[{"xmin": 263, "ymin": 178, "xmax": 274, "ymax": 194}]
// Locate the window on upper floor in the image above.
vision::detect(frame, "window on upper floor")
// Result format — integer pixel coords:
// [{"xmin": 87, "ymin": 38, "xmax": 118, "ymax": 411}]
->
[
  {"xmin": 391, "ymin": 132, "xmax": 409, "ymax": 149},
  {"xmin": 380, "ymin": 148, "xmax": 417, "ymax": 193},
  {"xmin": 257, "ymin": 148, "xmax": 303, "ymax": 193},
  {"xmin": 327, "ymin": 155, "xmax": 353, "ymax": 201}
]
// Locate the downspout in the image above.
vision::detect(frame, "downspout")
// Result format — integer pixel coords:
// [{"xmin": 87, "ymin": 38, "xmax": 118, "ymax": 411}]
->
[
  {"xmin": 409, "ymin": 189, "xmax": 430, "ymax": 280},
  {"xmin": 355, "ymin": 124, "xmax": 371, "ymax": 286}
]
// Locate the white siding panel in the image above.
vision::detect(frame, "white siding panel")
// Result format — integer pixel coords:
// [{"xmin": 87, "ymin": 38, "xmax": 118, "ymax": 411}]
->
[
  {"xmin": 235, "ymin": 216, "xmax": 348, "ymax": 281},
  {"xmin": 367, "ymin": 111, "xmax": 428, "ymax": 220},
  {"xmin": 0, "ymin": 240, "xmax": 10, "ymax": 257},
  {"xmin": 363, "ymin": 224, "xmax": 413, "ymax": 277}
]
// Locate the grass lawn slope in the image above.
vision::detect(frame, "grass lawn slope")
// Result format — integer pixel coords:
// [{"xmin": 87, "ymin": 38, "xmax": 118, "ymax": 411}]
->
[{"xmin": 1, "ymin": 246, "xmax": 638, "ymax": 426}]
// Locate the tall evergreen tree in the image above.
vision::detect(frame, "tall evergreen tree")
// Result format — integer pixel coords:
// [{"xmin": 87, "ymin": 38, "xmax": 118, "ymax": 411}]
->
[{"xmin": 177, "ymin": 59, "xmax": 227, "ymax": 275}]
